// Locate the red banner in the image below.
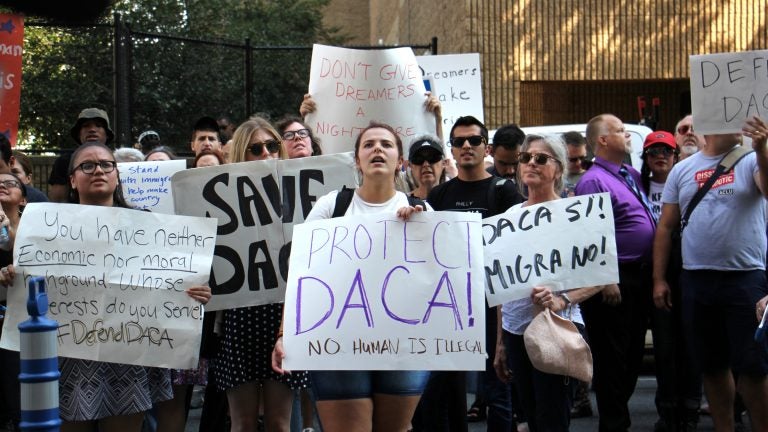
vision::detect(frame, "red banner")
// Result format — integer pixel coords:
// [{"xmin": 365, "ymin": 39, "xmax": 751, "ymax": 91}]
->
[{"xmin": 0, "ymin": 14, "xmax": 23, "ymax": 146}]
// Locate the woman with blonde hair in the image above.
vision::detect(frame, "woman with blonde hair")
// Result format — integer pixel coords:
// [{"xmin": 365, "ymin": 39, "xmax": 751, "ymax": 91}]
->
[{"xmin": 213, "ymin": 116, "xmax": 308, "ymax": 432}]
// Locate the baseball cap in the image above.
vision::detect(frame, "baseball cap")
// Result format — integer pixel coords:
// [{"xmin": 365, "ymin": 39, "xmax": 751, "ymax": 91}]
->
[
  {"xmin": 70, "ymin": 108, "xmax": 114, "ymax": 144},
  {"xmin": 138, "ymin": 130, "xmax": 161, "ymax": 149},
  {"xmin": 643, "ymin": 131, "xmax": 676, "ymax": 150},
  {"xmin": 408, "ymin": 134, "xmax": 444, "ymax": 162}
]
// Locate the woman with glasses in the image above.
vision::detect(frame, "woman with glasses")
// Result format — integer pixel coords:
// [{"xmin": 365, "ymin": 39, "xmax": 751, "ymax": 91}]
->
[
  {"xmin": 640, "ymin": 131, "xmax": 679, "ymax": 221},
  {"xmin": 407, "ymin": 134, "xmax": 446, "ymax": 200},
  {"xmin": 276, "ymin": 116, "xmax": 323, "ymax": 159},
  {"xmin": 494, "ymin": 134, "xmax": 602, "ymax": 432},
  {"xmin": 0, "ymin": 172, "xmax": 26, "ymax": 431},
  {"xmin": 214, "ymin": 116, "xmax": 308, "ymax": 432},
  {"xmin": 3, "ymin": 142, "xmax": 211, "ymax": 432},
  {"xmin": 272, "ymin": 122, "xmax": 428, "ymax": 432}
]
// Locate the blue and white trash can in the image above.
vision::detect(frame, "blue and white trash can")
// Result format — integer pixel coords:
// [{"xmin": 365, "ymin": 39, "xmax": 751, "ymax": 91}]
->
[{"xmin": 18, "ymin": 276, "xmax": 60, "ymax": 432}]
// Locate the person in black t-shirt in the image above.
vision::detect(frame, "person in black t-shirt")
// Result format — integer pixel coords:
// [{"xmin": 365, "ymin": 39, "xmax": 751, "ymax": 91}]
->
[{"xmin": 412, "ymin": 116, "xmax": 522, "ymax": 432}]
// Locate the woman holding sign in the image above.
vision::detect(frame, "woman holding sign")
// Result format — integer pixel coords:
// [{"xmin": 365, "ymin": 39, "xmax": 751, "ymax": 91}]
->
[
  {"xmin": 213, "ymin": 117, "xmax": 309, "ymax": 432},
  {"xmin": 22, "ymin": 142, "xmax": 211, "ymax": 432},
  {"xmin": 272, "ymin": 122, "xmax": 429, "ymax": 432},
  {"xmin": 493, "ymin": 134, "xmax": 602, "ymax": 432}
]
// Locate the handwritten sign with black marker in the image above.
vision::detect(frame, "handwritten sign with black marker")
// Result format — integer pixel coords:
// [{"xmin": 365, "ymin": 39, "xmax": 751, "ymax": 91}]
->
[
  {"xmin": 690, "ymin": 50, "xmax": 768, "ymax": 134},
  {"xmin": 482, "ymin": 193, "xmax": 619, "ymax": 306},
  {"xmin": 282, "ymin": 211, "xmax": 485, "ymax": 371},
  {"xmin": 0, "ymin": 203, "xmax": 217, "ymax": 368},
  {"xmin": 171, "ymin": 153, "xmax": 357, "ymax": 311}
]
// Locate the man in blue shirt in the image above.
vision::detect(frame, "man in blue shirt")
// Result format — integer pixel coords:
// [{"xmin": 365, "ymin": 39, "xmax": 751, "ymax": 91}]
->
[{"xmin": 575, "ymin": 114, "xmax": 655, "ymax": 432}]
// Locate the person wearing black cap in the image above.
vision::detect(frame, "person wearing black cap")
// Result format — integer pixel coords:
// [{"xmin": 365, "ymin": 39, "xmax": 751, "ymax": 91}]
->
[
  {"xmin": 47, "ymin": 107, "xmax": 114, "ymax": 202},
  {"xmin": 190, "ymin": 116, "xmax": 222, "ymax": 156},
  {"xmin": 407, "ymin": 134, "xmax": 446, "ymax": 200}
]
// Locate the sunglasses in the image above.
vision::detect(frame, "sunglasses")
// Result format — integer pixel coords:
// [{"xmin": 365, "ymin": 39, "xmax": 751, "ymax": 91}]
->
[
  {"xmin": 450, "ymin": 135, "xmax": 485, "ymax": 147},
  {"xmin": 676, "ymin": 124, "xmax": 694, "ymax": 135},
  {"xmin": 519, "ymin": 151, "xmax": 560, "ymax": 165},
  {"xmin": 411, "ymin": 152, "xmax": 443, "ymax": 166},
  {"xmin": 568, "ymin": 156, "xmax": 587, "ymax": 163},
  {"xmin": 73, "ymin": 160, "xmax": 117, "ymax": 175},
  {"xmin": 282, "ymin": 129, "xmax": 310, "ymax": 141},
  {"xmin": 645, "ymin": 147, "xmax": 676, "ymax": 157},
  {"xmin": 249, "ymin": 140, "xmax": 281, "ymax": 156}
]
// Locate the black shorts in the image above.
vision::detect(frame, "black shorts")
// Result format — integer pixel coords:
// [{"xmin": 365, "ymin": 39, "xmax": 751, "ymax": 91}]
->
[{"xmin": 681, "ymin": 269, "xmax": 768, "ymax": 375}]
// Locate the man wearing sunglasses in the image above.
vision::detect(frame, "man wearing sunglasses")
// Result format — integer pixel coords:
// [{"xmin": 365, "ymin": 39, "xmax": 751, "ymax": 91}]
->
[
  {"xmin": 574, "ymin": 114, "xmax": 657, "ymax": 432},
  {"xmin": 562, "ymin": 131, "xmax": 590, "ymax": 197},
  {"xmin": 419, "ymin": 116, "xmax": 523, "ymax": 432},
  {"xmin": 674, "ymin": 114, "xmax": 705, "ymax": 160}
]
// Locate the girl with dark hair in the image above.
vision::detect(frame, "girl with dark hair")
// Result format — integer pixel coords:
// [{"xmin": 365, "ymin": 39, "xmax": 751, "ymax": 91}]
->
[
  {"xmin": 275, "ymin": 116, "xmax": 323, "ymax": 158},
  {"xmin": 272, "ymin": 122, "xmax": 430, "ymax": 432}
]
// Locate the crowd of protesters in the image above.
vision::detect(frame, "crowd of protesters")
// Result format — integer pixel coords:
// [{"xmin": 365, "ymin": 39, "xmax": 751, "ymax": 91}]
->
[{"xmin": 0, "ymin": 94, "xmax": 767, "ymax": 432}]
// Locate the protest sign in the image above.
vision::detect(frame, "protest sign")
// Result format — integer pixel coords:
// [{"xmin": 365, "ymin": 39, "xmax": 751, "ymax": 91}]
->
[
  {"xmin": 482, "ymin": 193, "xmax": 619, "ymax": 306},
  {"xmin": 0, "ymin": 14, "xmax": 23, "ymax": 145},
  {"xmin": 417, "ymin": 54, "xmax": 484, "ymax": 141},
  {"xmin": 0, "ymin": 203, "xmax": 217, "ymax": 369},
  {"xmin": 283, "ymin": 211, "xmax": 485, "ymax": 371},
  {"xmin": 119, "ymin": 159, "xmax": 186, "ymax": 214},
  {"xmin": 305, "ymin": 44, "xmax": 435, "ymax": 155},
  {"xmin": 172, "ymin": 153, "xmax": 357, "ymax": 311},
  {"xmin": 690, "ymin": 50, "xmax": 768, "ymax": 134}
]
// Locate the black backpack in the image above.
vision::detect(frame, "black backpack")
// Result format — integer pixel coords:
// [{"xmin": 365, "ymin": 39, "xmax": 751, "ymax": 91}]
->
[{"xmin": 331, "ymin": 186, "xmax": 426, "ymax": 217}]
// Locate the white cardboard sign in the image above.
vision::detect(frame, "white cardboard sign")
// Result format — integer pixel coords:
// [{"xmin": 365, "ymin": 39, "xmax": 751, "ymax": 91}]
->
[
  {"xmin": 690, "ymin": 50, "xmax": 768, "ymax": 134},
  {"xmin": 0, "ymin": 203, "xmax": 217, "ymax": 369},
  {"xmin": 171, "ymin": 153, "xmax": 357, "ymax": 311},
  {"xmin": 305, "ymin": 44, "xmax": 435, "ymax": 155},
  {"xmin": 283, "ymin": 211, "xmax": 486, "ymax": 371},
  {"xmin": 119, "ymin": 159, "xmax": 187, "ymax": 214},
  {"xmin": 483, "ymin": 193, "xmax": 619, "ymax": 306}
]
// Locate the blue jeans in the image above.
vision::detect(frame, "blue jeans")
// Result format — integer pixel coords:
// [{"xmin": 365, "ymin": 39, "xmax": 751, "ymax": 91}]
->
[{"xmin": 310, "ymin": 370, "xmax": 429, "ymax": 400}]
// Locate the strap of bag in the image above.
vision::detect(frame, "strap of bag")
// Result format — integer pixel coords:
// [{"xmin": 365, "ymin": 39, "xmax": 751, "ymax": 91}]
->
[
  {"xmin": 486, "ymin": 177, "xmax": 508, "ymax": 215},
  {"xmin": 331, "ymin": 186, "xmax": 355, "ymax": 218},
  {"xmin": 681, "ymin": 145, "xmax": 753, "ymax": 232},
  {"xmin": 407, "ymin": 195, "xmax": 427, "ymax": 209}
]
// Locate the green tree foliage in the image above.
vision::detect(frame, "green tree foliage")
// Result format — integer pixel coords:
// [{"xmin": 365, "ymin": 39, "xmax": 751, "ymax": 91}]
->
[{"xmin": 18, "ymin": 0, "xmax": 347, "ymax": 152}]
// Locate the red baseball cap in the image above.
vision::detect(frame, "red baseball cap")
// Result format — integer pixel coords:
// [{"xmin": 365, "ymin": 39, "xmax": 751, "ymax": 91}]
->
[{"xmin": 643, "ymin": 131, "xmax": 676, "ymax": 149}]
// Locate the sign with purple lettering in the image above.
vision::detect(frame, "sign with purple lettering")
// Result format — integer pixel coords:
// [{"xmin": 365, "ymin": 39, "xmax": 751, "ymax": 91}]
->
[
  {"xmin": 483, "ymin": 193, "xmax": 619, "ymax": 306},
  {"xmin": 282, "ymin": 211, "xmax": 485, "ymax": 371},
  {"xmin": 690, "ymin": 50, "xmax": 768, "ymax": 134},
  {"xmin": 0, "ymin": 203, "xmax": 217, "ymax": 369},
  {"xmin": 305, "ymin": 44, "xmax": 435, "ymax": 156},
  {"xmin": 171, "ymin": 153, "xmax": 357, "ymax": 311}
]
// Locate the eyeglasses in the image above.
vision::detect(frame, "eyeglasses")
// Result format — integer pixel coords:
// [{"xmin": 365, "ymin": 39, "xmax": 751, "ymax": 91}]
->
[
  {"xmin": 282, "ymin": 129, "xmax": 310, "ymax": 141},
  {"xmin": 0, "ymin": 179, "xmax": 21, "ymax": 189},
  {"xmin": 74, "ymin": 160, "xmax": 117, "ymax": 175},
  {"xmin": 676, "ymin": 124, "xmax": 694, "ymax": 135},
  {"xmin": 519, "ymin": 152, "xmax": 560, "ymax": 165},
  {"xmin": 645, "ymin": 147, "xmax": 676, "ymax": 157},
  {"xmin": 568, "ymin": 156, "xmax": 587, "ymax": 163},
  {"xmin": 411, "ymin": 152, "xmax": 443, "ymax": 166},
  {"xmin": 450, "ymin": 135, "xmax": 485, "ymax": 147},
  {"xmin": 249, "ymin": 140, "xmax": 281, "ymax": 156}
]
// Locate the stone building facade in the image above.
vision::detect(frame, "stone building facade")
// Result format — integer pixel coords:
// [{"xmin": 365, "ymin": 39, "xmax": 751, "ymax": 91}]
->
[{"xmin": 322, "ymin": 0, "xmax": 767, "ymax": 131}]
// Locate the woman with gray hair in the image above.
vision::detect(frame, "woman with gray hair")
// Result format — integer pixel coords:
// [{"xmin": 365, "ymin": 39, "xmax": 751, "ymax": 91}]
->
[
  {"xmin": 494, "ymin": 133, "xmax": 603, "ymax": 431},
  {"xmin": 407, "ymin": 134, "xmax": 447, "ymax": 200}
]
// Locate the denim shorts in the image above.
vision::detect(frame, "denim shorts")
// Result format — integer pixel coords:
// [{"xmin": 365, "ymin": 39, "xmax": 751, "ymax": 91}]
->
[
  {"xmin": 681, "ymin": 269, "xmax": 768, "ymax": 375},
  {"xmin": 310, "ymin": 370, "xmax": 430, "ymax": 401}
]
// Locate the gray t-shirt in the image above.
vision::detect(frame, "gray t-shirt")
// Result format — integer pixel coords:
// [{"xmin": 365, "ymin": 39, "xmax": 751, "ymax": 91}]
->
[{"xmin": 663, "ymin": 150, "xmax": 765, "ymax": 270}]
